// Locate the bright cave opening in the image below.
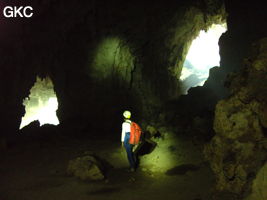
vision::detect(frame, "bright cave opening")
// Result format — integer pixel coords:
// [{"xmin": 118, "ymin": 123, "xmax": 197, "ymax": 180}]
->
[
  {"xmin": 180, "ymin": 23, "xmax": 227, "ymax": 94},
  {"xmin": 20, "ymin": 76, "xmax": 59, "ymax": 129}
]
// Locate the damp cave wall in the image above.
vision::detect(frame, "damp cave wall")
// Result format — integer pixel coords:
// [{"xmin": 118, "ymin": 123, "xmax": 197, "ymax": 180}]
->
[
  {"xmin": 0, "ymin": 0, "xmax": 226, "ymax": 139},
  {"xmin": 0, "ymin": 0, "xmax": 266, "ymax": 141}
]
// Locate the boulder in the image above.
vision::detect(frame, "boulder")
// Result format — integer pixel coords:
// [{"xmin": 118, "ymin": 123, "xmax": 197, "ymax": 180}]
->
[
  {"xmin": 146, "ymin": 125, "xmax": 158, "ymax": 137},
  {"xmin": 67, "ymin": 155, "xmax": 104, "ymax": 181}
]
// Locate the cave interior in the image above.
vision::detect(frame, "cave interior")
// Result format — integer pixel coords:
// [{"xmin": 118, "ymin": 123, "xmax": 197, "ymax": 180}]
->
[{"xmin": 0, "ymin": 0, "xmax": 267, "ymax": 200}]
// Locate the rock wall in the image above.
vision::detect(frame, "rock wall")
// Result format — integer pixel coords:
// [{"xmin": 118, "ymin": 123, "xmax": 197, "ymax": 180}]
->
[{"xmin": 204, "ymin": 38, "xmax": 267, "ymax": 197}]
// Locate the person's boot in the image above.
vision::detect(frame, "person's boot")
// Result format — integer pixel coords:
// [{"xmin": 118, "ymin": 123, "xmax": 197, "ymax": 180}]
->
[{"xmin": 126, "ymin": 167, "xmax": 135, "ymax": 172}]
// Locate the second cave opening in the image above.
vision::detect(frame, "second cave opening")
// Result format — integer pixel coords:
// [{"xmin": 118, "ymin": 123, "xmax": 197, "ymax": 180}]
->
[{"xmin": 20, "ymin": 76, "xmax": 59, "ymax": 129}]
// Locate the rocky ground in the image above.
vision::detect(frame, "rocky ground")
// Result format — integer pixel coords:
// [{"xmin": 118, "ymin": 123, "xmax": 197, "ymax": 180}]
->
[{"xmin": 0, "ymin": 127, "xmax": 220, "ymax": 200}]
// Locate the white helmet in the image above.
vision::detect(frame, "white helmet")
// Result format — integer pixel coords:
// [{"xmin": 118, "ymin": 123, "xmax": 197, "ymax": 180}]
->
[{"xmin": 123, "ymin": 110, "xmax": 131, "ymax": 119}]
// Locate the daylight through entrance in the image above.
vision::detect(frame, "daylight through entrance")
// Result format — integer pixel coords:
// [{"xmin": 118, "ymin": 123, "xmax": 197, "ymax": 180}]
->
[
  {"xmin": 20, "ymin": 76, "xmax": 59, "ymax": 129},
  {"xmin": 180, "ymin": 23, "xmax": 227, "ymax": 93}
]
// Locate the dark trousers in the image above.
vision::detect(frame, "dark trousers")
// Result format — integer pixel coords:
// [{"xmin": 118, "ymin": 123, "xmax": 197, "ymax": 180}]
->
[{"xmin": 124, "ymin": 132, "xmax": 136, "ymax": 169}]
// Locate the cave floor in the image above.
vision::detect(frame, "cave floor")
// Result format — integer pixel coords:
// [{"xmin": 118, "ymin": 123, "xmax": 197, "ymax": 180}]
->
[{"xmin": 0, "ymin": 131, "xmax": 217, "ymax": 200}]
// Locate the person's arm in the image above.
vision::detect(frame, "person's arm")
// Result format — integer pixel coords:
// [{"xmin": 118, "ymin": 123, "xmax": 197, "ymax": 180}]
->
[{"xmin": 121, "ymin": 123, "xmax": 125, "ymax": 146}]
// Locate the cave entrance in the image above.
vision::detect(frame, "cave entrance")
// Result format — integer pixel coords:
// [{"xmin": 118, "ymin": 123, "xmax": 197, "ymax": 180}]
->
[
  {"xmin": 19, "ymin": 76, "xmax": 59, "ymax": 129},
  {"xmin": 180, "ymin": 23, "xmax": 227, "ymax": 93}
]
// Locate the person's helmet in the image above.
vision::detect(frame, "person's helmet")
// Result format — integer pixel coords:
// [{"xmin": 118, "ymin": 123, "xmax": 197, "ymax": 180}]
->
[{"xmin": 123, "ymin": 110, "xmax": 131, "ymax": 119}]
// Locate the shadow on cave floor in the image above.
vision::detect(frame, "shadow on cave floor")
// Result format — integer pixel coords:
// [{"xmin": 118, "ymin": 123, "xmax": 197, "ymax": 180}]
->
[
  {"xmin": 87, "ymin": 186, "xmax": 121, "ymax": 195},
  {"xmin": 0, "ymin": 127, "xmax": 234, "ymax": 200},
  {"xmin": 166, "ymin": 164, "xmax": 201, "ymax": 176}
]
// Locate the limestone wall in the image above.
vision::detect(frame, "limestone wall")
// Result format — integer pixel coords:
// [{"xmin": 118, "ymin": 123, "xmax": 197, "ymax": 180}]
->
[{"xmin": 204, "ymin": 37, "xmax": 267, "ymax": 198}]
